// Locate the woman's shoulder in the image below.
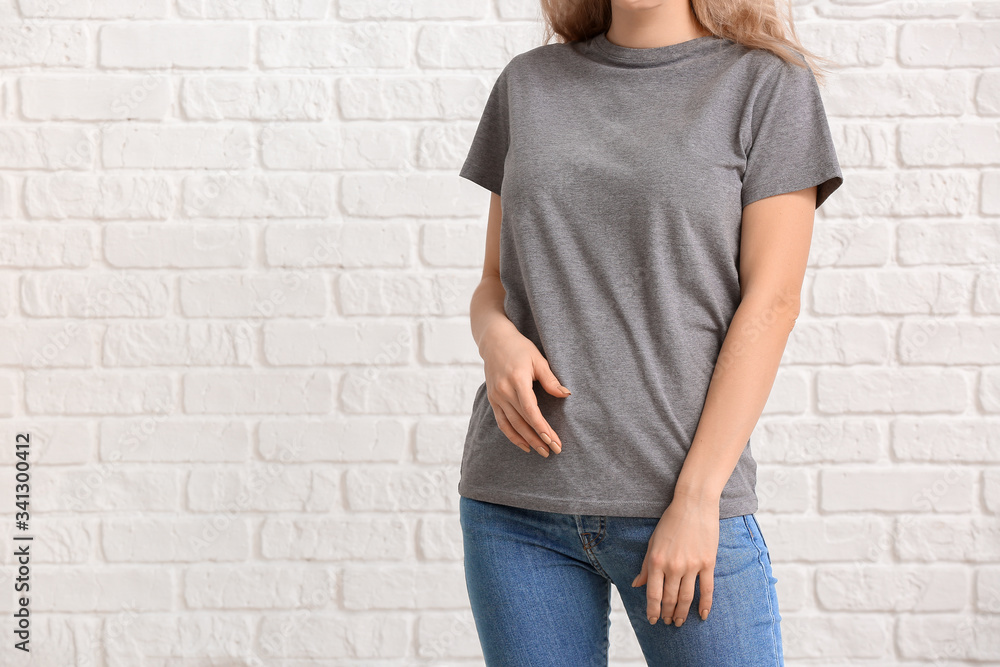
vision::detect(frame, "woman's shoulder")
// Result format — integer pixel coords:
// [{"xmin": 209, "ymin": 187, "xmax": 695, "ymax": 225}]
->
[
  {"xmin": 490, "ymin": 39, "xmax": 582, "ymax": 88},
  {"xmin": 506, "ymin": 39, "xmax": 578, "ymax": 70},
  {"xmin": 734, "ymin": 41, "xmax": 813, "ymax": 80}
]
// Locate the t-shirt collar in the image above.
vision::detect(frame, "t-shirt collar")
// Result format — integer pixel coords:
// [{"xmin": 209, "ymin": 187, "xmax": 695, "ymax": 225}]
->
[{"xmin": 587, "ymin": 29, "xmax": 723, "ymax": 67}]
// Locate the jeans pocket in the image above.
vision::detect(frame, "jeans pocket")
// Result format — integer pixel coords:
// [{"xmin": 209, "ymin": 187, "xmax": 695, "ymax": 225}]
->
[{"xmin": 749, "ymin": 514, "xmax": 773, "ymax": 567}]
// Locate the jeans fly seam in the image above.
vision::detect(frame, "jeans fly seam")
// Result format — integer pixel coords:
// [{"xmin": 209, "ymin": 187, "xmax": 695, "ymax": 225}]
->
[
  {"xmin": 744, "ymin": 514, "xmax": 781, "ymax": 666},
  {"xmin": 580, "ymin": 540, "xmax": 611, "ymax": 580},
  {"xmin": 584, "ymin": 516, "xmax": 607, "ymax": 549},
  {"xmin": 578, "ymin": 516, "xmax": 607, "ymax": 550}
]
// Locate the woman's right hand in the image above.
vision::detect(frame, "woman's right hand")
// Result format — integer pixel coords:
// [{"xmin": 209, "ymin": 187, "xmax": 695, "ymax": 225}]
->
[{"xmin": 479, "ymin": 324, "xmax": 571, "ymax": 457}]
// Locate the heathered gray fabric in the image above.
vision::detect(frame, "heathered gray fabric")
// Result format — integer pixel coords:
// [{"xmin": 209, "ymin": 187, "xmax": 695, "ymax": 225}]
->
[{"xmin": 457, "ymin": 30, "xmax": 843, "ymax": 519}]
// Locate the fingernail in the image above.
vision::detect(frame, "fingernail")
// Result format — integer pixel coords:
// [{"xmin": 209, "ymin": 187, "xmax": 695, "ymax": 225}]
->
[
  {"xmin": 674, "ymin": 617, "xmax": 683, "ymax": 627},
  {"xmin": 647, "ymin": 616, "xmax": 656, "ymax": 625},
  {"xmin": 559, "ymin": 385, "xmax": 571, "ymax": 394},
  {"xmin": 700, "ymin": 609, "xmax": 708, "ymax": 621},
  {"xmin": 536, "ymin": 447, "xmax": 548, "ymax": 457},
  {"xmin": 539, "ymin": 432, "xmax": 552, "ymax": 445}
]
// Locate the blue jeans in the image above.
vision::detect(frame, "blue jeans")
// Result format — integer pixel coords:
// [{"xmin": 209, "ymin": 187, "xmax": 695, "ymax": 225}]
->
[{"xmin": 460, "ymin": 495, "xmax": 783, "ymax": 666}]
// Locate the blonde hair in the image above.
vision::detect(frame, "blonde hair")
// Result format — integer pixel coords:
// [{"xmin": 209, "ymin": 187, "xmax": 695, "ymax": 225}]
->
[{"xmin": 540, "ymin": 0, "xmax": 836, "ymax": 84}]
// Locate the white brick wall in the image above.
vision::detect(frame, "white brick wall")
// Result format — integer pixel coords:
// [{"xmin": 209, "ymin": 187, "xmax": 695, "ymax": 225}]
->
[{"xmin": 0, "ymin": 0, "xmax": 996, "ymax": 664}]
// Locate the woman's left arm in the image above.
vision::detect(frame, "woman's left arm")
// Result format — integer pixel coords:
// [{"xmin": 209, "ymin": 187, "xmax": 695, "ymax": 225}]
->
[{"xmin": 631, "ymin": 185, "xmax": 817, "ymax": 627}]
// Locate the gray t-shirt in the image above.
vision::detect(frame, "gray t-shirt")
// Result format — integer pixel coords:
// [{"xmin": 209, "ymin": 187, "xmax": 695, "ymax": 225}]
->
[{"xmin": 457, "ymin": 30, "xmax": 843, "ymax": 519}]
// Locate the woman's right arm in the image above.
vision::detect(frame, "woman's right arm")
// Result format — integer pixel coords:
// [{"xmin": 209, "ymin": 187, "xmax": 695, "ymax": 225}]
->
[{"xmin": 469, "ymin": 192, "xmax": 570, "ymax": 457}]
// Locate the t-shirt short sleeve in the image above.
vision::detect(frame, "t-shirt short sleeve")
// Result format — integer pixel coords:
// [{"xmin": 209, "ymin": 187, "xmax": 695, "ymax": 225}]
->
[
  {"xmin": 459, "ymin": 67, "xmax": 510, "ymax": 197},
  {"xmin": 741, "ymin": 56, "xmax": 844, "ymax": 210}
]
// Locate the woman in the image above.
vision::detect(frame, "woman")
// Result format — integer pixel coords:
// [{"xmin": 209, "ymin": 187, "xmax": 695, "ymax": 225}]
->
[{"xmin": 457, "ymin": 0, "xmax": 843, "ymax": 664}]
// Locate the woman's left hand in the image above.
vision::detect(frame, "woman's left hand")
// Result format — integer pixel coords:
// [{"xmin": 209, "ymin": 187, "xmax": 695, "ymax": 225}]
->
[{"xmin": 630, "ymin": 490, "xmax": 720, "ymax": 627}]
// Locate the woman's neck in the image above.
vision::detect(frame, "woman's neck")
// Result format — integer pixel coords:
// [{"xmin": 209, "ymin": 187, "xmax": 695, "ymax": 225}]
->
[{"xmin": 605, "ymin": 0, "xmax": 712, "ymax": 49}]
